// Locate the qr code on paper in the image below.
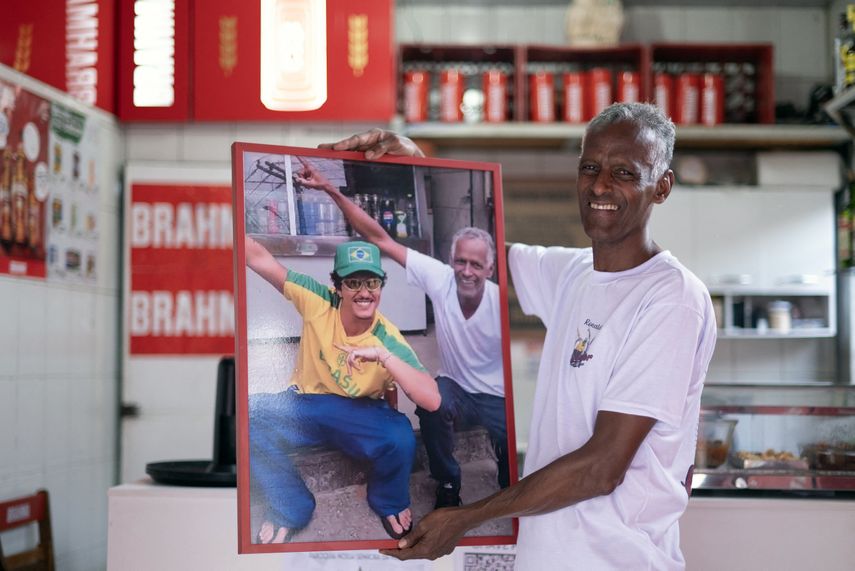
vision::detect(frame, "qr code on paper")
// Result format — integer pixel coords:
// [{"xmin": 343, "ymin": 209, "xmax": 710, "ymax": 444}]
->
[{"xmin": 463, "ymin": 552, "xmax": 516, "ymax": 571}]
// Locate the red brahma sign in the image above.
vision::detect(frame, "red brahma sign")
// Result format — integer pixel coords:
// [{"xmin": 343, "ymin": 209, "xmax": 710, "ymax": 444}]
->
[
  {"xmin": 1, "ymin": 0, "xmax": 116, "ymax": 112},
  {"xmin": 128, "ymin": 183, "xmax": 234, "ymax": 354}
]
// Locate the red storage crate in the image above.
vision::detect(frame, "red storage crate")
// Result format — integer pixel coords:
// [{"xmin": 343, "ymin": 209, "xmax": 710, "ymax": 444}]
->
[
  {"xmin": 398, "ymin": 44, "xmax": 520, "ymax": 123},
  {"xmin": 650, "ymin": 43, "xmax": 774, "ymax": 124},
  {"xmin": 522, "ymin": 45, "xmax": 650, "ymax": 124}
]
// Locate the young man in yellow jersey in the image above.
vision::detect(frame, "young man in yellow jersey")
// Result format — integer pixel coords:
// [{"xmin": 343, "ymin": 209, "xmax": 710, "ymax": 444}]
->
[{"xmin": 246, "ymin": 237, "xmax": 441, "ymax": 543}]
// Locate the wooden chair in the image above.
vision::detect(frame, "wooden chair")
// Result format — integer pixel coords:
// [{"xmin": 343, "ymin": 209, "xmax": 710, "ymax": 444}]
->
[{"xmin": 0, "ymin": 490, "xmax": 55, "ymax": 571}]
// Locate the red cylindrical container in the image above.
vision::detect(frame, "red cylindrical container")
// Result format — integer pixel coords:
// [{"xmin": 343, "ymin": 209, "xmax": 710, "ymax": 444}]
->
[
  {"xmin": 654, "ymin": 72, "xmax": 674, "ymax": 118},
  {"xmin": 439, "ymin": 69, "xmax": 463, "ymax": 122},
  {"xmin": 563, "ymin": 71, "xmax": 584, "ymax": 123},
  {"xmin": 483, "ymin": 69, "xmax": 508, "ymax": 123},
  {"xmin": 403, "ymin": 70, "xmax": 429, "ymax": 123},
  {"xmin": 529, "ymin": 72, "xmax": 555, "ymax": 122},
  {"xmin": 700, "ymin": 73, "xmax": 724, "ymax": 126},
  {"xmin": 586, "ymin": 68, "xmax": 612, "ymax": 120},
  {"xmin": 674, "ymin": 73, "xmax": 701, "ymax": 125},
  {"xmin": 617, "ymin": 70, "xmax": 640, "ymax": 103}
]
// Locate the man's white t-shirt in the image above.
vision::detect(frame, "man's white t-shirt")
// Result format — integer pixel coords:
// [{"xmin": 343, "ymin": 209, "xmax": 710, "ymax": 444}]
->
[
  {"xmin": 509, "ymin": 244, "xmax": 716, "ymax": 570},
  {"xmin": 405, "ymin": 248, "xmax": 504, "ymax": 397}
]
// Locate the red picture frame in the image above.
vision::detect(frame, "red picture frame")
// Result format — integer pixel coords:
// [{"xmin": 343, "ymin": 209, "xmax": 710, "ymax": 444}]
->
[{"xmin": 231, "ymin": 143, "xmax": 517, "ymax": 553}]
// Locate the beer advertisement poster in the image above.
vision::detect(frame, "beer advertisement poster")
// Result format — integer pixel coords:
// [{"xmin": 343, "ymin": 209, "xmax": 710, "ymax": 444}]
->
[
  {"xmin": 46, "ymin": 102, "xmax": 101, "ymax": 284},
  {"xmin": 0, "ymin": 79, "xmax": 50, "ymax": 279},
  {"xmin": 231, "ymin": 143, "xmax": 518, "ymax": 553}
]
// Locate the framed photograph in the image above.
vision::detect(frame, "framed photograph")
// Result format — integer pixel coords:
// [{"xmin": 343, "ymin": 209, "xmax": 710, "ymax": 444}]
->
[{"xmin": 232, "ymin": 143, "xmax": 517, "ymax": 553}]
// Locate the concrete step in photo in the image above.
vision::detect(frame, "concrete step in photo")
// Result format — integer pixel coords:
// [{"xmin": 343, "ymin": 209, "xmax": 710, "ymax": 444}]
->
[
  {"xmin": 288, "ymin": 427, "xmax": 497, "ymax": 494},
  {"xmin": 250, "ymin": 428, "xmax": 513, "ymax": 544}
]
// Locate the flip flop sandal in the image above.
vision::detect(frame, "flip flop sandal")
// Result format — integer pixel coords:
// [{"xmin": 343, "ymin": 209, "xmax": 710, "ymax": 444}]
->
[
  {"xmin": 380, "ymin": 513, "xmax": 412, "ymax": 540},
  {"xmin": 257, "ymin": 524, "xmax": 294, "ymax": 544}
]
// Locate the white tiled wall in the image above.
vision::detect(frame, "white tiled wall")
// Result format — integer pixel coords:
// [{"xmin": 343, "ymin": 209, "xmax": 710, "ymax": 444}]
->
[
  {"xmin": 0, "ymin": 67, "xmax": 123, "ymax": 571},
  {"xmin": 707, "ymin": 338, "xmax": 837, "ymax": 384}
]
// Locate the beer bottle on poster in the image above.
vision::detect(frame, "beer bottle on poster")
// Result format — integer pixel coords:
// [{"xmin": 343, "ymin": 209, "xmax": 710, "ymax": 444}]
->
[
  {"xmin": 0, "ymin": 149, "xmax": 13, "ymax": 246},
  {"xmin": 12, "ymin": 148, "xmax": 28, "ymax": 246},
  {"xmin": 27, "ymin": 169, "xmax": 41, "ymax": 250},
  {"xmin": 53, "ymin": 142, "xmax": 62, "ymax": 175}
]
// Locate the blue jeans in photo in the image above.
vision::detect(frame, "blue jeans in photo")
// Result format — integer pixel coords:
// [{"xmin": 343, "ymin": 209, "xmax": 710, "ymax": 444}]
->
[
  {"xmin": 249, "ymin": 388, "xmax": 416, "ymax": 530},
  {"xmin": 415, "ymin": 376, "xmax": 509, "ymax": 490}
]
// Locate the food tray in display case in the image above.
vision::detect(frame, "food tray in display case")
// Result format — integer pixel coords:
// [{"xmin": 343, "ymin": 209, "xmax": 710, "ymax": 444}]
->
[{"xmin": 693, "ymin": 385, "xmax": 855, "ymax": 496}]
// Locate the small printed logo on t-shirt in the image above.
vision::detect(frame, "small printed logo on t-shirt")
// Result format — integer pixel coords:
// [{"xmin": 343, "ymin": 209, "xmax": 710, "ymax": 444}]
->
[{"xmin": 570, "ymin": 325, "xmax": 597, "ymax": 368}]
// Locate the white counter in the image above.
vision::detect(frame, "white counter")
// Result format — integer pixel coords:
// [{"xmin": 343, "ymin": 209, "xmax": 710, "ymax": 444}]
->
[
  {"xmin": 681, "ymin": 495, "xmax": 855, "ymax": 570},
  {"xmin": 108, "ymin": 480, "xmax": 855, "ymax": 570}
]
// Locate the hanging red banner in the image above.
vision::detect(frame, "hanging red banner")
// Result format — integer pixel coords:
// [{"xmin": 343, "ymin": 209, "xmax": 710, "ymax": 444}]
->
[
  {"xmin": 1, "ymin": 0, "xmax": 115, "ymax": 113},
  {"xmin": 117, "ymin": 0, "xmax": 191, "ymax": 121},
  {"xmin": 129, "ymin": 183, "xmax": 235, "ymax": 354},
  {"xmin": 192, "ymin": 0, "xmax": 394, "ymax": 121}
]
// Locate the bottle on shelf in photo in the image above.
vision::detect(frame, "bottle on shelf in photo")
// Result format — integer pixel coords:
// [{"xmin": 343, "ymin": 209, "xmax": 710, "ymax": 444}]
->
[
  {"xmin": 395, "ymin": 209, "xmax": 408, "ymax": 239},
  {"xmin": 369, "ymin": 194, "xmax": 380, "ymax": 224},
  {"xmin": 380, "ymin": 197, "xmax": 395, "ymax": 235},
  {"xmin": 27, "ymin": 168, "xmax": 41, "ymax": 250},
  {"xmin": 405, "ymin": 194, "xmax": 419, "ymax": 238}
]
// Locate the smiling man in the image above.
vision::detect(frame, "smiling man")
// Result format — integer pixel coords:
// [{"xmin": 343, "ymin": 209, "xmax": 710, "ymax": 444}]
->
[
  {"xmin": 244, "ymin": 237, "xmax": 440, "ymax": 543},
  {"xmin": 295, "ymin": 160, "xmax": 508, "ymax": 510},
  {"xmin": 325, "ymin": 103, "xmax": 718, "ymax": 570}
]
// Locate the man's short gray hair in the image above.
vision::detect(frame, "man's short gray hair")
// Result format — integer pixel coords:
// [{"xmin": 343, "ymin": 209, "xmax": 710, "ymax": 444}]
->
[
  {"xmin": 449, "ymin": 226, "xmax": 495, "ymax": 267},
  {"xmin": 585, "ymin": 102, "xmax": 676, "ymax": 178}
]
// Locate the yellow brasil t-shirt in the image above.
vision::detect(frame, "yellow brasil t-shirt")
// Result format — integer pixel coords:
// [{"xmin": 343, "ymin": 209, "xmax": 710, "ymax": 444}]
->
[{"xmin": 283, "ymin": 271, "xmax": 427, "ymax": 399}]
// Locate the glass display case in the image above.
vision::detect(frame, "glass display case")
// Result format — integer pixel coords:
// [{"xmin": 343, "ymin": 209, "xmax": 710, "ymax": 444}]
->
[{"xmin": 694, "ymin": 384, "xmax": 855, "ymax": 495}]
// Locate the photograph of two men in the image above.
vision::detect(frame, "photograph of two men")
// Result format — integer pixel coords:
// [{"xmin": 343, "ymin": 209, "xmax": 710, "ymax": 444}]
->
[{"xmin": 232, "ymin": 142, "xmax": 517, "ymax": 553}]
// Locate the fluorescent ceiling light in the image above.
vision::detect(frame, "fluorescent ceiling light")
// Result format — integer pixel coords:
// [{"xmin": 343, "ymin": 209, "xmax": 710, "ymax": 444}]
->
[{"xmin": 260, "ymin": 0, "xmax": 328, "ymax": 112}]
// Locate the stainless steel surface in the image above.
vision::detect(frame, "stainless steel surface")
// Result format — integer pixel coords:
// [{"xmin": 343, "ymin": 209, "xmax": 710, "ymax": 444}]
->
[
  {"xmin": 707, "ymin": 405, "xmax": 855, "ymax": 416},
  {"xmin": 693, "ymin": 469, "xmax": 855, "ymax": 491}
]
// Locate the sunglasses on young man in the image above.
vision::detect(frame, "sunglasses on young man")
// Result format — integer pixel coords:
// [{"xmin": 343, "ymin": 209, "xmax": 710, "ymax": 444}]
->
[{"xmin": 342, "ymin": 277, "xmax": 384, "ymax": 292}]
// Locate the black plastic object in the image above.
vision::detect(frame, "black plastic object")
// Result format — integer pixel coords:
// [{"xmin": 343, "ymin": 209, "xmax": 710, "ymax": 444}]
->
[{"xmin": 146, "ymin": 356, "xmax": 237, "ymax": 487}]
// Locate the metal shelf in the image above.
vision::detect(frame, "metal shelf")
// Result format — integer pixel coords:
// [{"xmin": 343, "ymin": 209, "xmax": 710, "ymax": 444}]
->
[
  {"xmin": 718, "ymin": 328, "xmax": 836, "ymax": 340},
  {"xmin": 402, "ymin": 122, "xmax": 851, "ymax": 150},
  {"xmin": 692, "ymin": 468, "xmax": 855, "ymax": 492}
]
